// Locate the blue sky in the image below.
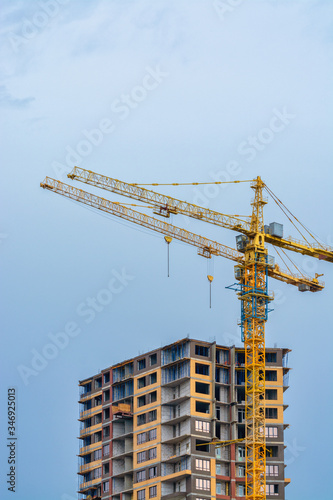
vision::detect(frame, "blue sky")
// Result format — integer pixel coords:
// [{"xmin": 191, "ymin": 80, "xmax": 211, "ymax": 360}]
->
[{"xmin": 0, "ymin": 1, "xmax": 332, "ymax": 499}]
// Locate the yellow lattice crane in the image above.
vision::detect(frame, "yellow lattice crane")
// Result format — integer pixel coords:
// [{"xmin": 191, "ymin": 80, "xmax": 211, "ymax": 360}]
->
[{"xmin": 40, "ymin": 169, "xmax": 333, "ymax": 500}]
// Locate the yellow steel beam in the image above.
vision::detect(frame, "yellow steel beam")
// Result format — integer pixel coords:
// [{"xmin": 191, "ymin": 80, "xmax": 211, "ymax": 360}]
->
[
  {"xmin": 40, "ymin": 177, "xmax": 242, "ymax": 262},
  {"xmin": 242, "ymin": 177, "xmax": 267, "ymax": 500},
  {"xmin": 68, "ymin": 167, "xmax": 251, "ymax": 231},
  {"xmin": 197, "ymin": 438, "xmax": 245, "ymax": 448},
  {"xmin": 264, "ymin": 233, "xmax": 333, "ymax": 262},
  {"xmin": 40, "ymin": 177, "xmax": 324, "ymax": 292},
  {"xmin": 68, "ymin": 167, "xmax": 333, "ymax": 263}
]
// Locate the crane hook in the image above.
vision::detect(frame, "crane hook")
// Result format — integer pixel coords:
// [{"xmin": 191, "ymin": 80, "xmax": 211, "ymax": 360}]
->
[
  {"xmin": 164, "ymin": 236, "xmax": 172, "ymax": 277},
  {"xmin": 207, "ymin": 275, "xmax": 214, "ymax": 308}
]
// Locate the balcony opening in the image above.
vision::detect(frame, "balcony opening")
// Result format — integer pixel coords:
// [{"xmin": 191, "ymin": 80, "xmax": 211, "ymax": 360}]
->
[
  {"xmin": 138, "ymin": 395, "xmax": 146, "ymax": 408},
  {"xmin": 196, "ymin": 439, "xmax": 210, "ymax": 452},
  {"xmin": 138, "ymin": 358, "xmax": 146, "ymax": 371},
  {"xmin": 237, "ymin": 387, "xmax": 245, "ymax": 403},
  {"xmin": 235, "ymin": 370, "xmax": 245, "ymax": 385},
  {"xmin": 265, "ymin": 408, "xmax": 278, "ymax": 419},
  {"xmin": 138, "ymin": 376, "xmax": 146, "ymax": 389},
  {"xmin": 265, "ymin": 370, "xmax": 277, "ymax": 382},
  {"xmin": 265, "ymin": 352, "xmax": 277, "ymax": 363},
  {"xmin": 196, "ymin": 382, "xmax": 210, "ymax": 395},
  {"xmin": 266, "ymin": 484, "xmax": 279, "ymax": 495},
  {"xmin": 195, "ymin": 344, "xmax": 209, "ymax": 357},
  {"xmin": 149, "ymin": 353, "xmax": 157, "ymax": 366},
  {"xmin": 238, "ymin": 409, "xmax": 245, "ymax": 423},
  {"xmin": 235, "ymin": 352, "xmax": 245, "ymax": 365},
  {"xmin": 237, "ymin": 424, "xmax": 245, "ymax": 439},
  {"xmin": 195, "ymin": 363, "xmax": 210, "ymax": 376},
  {"xmin": 196, "ymin": 401, "xmax": 210, "ymax": 414},
  {"xmin": 95, "ymin": 395, "xmax": 102, "ymax": 406},
  {"xmin": 266, "ymin": 389, "xmax": 278, "ymax": 400},
  {"xmin": 266, "ymin": 445, "xmax": 278, "ymax": 458}
]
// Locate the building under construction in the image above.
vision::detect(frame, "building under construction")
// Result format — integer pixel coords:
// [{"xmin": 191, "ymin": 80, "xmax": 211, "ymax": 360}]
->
[
  {"xmin": 78, "ymin": 337, "xmax": 291, "ymax": 500},
  {"xmin": 41, "ymin": 170, "xmax": 332, "ymax": 499}
]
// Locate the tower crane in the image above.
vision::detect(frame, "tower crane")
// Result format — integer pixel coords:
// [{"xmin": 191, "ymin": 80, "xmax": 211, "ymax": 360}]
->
[{"xmin": 40, "ymin": 170, "xmax": 333, "ymax": 500}]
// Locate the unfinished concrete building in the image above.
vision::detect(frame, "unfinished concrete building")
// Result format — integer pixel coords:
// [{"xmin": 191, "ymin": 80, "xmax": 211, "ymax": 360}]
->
[{"xmin": 78, "ymin": 338, "xmax": 290, "ymax": 499}]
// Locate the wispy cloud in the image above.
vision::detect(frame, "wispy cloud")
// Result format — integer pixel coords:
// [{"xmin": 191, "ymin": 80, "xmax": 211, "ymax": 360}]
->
[{"xmin": 0, "ymin": 84, "xmax": 34, "ymax": 108}]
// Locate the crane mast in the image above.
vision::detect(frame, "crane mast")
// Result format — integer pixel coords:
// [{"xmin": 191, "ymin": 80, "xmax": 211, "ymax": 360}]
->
[
  {"xmin": 40, "ymin": 171, "xmax": 332, "ymax": 500},
  {"xmin": 240, "ymin": 177, "xmax": 269, "ymax": 500}
]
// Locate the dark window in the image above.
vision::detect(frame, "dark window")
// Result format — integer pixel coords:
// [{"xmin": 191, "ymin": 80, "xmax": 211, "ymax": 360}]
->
[
  {"xmin": 137, "ymin": 414, "xmax": 146, "ymax": 426},
  {"xmin": 238, "ymin": 409, "xmax": 245, "ymax": 423},
  {"xmin": 103, "ymin": 426, "xmax": 110, "ymax": 438},
  {"xmin": 149, "ymin": 485, "xmax": 157, "ymax": 498},
  {"xmin": 266, "ymin": 446, "xmax": 278, "ymax": 458},
  {"xmin": 216, "ymin": 349, "xmax": 229, "ymax": 364},
  {"xmin": 196, "ymin": 439, "xmax": 210, "ymax": 452},
  {"xmin": 150, "ymin": 372, "xmax": 157, "ymax": 384},
  {"xmin": 266, "ymin": 408, "xmax": 278, "ymax": 419},
  {"xmin": 103, "ymin": 463, "xmax": 109, "ymax": 475},
  {"xmin": 138, "ymin": 358, "xmax": 146, "ymax": 371},
  {"xmin": 103, "ymin": 372, "xmax": 110, "ymax": 384},
  {"xmin": 138, "ymin": 489, "xmax": 146, "ymax": 500},
  {"xmin": 103, "ymin": 389, "xmax": 110, "ymax": 402},
  {"xmin": 95, "ymin": 377, "xmax": 102, "ymax": 388},
  {"xmin": 150, "ymin": 391, "xmax": 157, "ymax": 403},
  {"xmin": 138, "ymin": 376, "xmax": 146, "ymax": 389},
  {"xmin": 265, "ymin": 389, "xmax": 278, "ymax": 400},
  {"xmin": 149, "ymin": 428, "xmax": 157, "ymax": 441},
  {"xmin": 267, "ymin": 484, "xmax": 279, "ymax": 495},
  {"xmin": 196, "ymin": 401, "xmax": 210, "ymax": 414},
  {"xmin": 137, "ymin": 432, "xmax": 147, "ymax": 445},
  {"xmin": 236, "ymin": 352, "xmax": 245, "ymax": 365},
  {"xmin": 237, "ymin": 387, "xmax": 245, "ymax": 403},
  {"xmin": 103, "ymin": 408, "xmax": 110, "ymax": 420},
  {"xmin": 196, "ymin": 382, "xmax": 210, "ymax": 395},
  {"xmin": 235, "ymin": 370, "xmax": 245, "ymax": 385},
  {"xmin": 265, "ymin": 370, "xmax": 277, "ymax": 381},
  {"xmin": 150, "ymin": 353, "xmax": 157, "ymax": 365},
  {"xmin": 138, "ymin": 395, "xmax": 146, "ymax": 407},
  {"xmin": 137, "ymin": 470, "xmax": 146, "ymax": 482},
  {"xmin": 195, "ymin": 345, "xmax": 209, "ymax": 357},
  {"xmin": 265, "ymin": 352, "xmax": 277, "ymax": 363},
  {"xmin": 83, "ymin": 382, "xmax": 91, "ymax": 394},
  {"xmin": 238, "ymin": 425, "xmax": 245, "ymax": 439},
  {"xmin": 148, "ymin": 410, "xmax": 157, "ymax": 422},
  {"xmin": 149, "ymin": 466, "xmax": 157, "ymax": 478},
  {"xmin": 195, "ymin": 363, "xmax": 210, "ymax": 376},
  {"xmin": 84, "ymin": 400, "xmax": 91, "ymax": 411},
  {"xmin": 137, "ymin": 451, "xmax": 147, "ymax": 463},
  {"xmin": 95, "ymin": 395, "xmax": 102, "ymax": 406},
  {"xmin": 148, "ymin": 447, "xmax": 157, "ymax": 459}
]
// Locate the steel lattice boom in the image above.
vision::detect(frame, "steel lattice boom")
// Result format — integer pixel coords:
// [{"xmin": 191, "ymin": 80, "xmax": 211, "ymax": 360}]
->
[
  {"xmin": 40, "ymin": 177, "xmax": 324, "ymax": 293},
  {"xmin": 68, "ymin": 167, "xmax": 333, "ymax": 263}
]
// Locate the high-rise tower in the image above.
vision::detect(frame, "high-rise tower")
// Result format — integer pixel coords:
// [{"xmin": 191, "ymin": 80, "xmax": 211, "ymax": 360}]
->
[{"xmin": 78, "ymin": 338, "xmax": 290, "ymax": 499}]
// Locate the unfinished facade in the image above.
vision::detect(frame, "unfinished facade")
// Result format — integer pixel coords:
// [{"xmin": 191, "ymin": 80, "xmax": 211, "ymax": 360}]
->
[{"xmin": 78, "ymin": 338, "xmax": 291, "ymax": 499}]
